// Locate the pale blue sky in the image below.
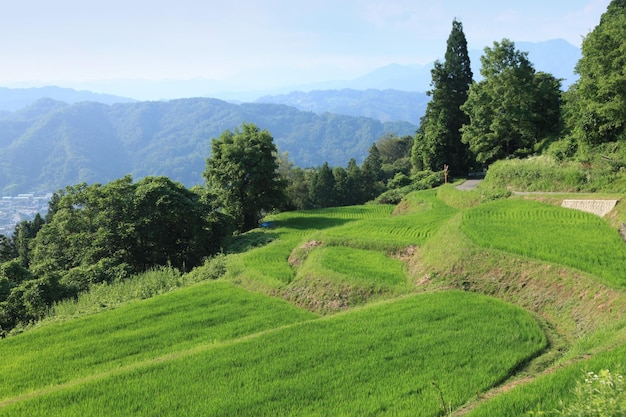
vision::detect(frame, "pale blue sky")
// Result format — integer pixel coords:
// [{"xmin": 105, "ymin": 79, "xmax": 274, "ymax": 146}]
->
[{"xmin": 0, "ymin": 0, "xmax": 610, "ymax": 91}]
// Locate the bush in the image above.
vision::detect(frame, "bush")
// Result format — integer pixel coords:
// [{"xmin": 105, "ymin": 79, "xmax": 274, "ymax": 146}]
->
[
  {"xmin": 482, "ymin": 156, "xmax": 588, "ymax": 192},
  {"xmin": 556, "ymin": 370, "xmax": 626, "ymax": 416},
  {"xmin": 375, "ymin": 170, "xmax": 445, "ymax": 204}
]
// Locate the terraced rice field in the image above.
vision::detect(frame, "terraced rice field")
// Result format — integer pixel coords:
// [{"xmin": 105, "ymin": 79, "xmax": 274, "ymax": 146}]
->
[
  {"xmin": 0, "ymin": 292, "xmax": 545, "ymax": 417},
  {"xmin": 461, "ymin": 199, "xmax": 626, "ymax": 287}
]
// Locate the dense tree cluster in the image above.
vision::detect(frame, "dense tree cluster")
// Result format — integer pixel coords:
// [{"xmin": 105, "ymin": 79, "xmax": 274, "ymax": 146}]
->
[
  {"xmin": 461, "ymin": 40, "xmax": 562, "ymax": 167},
  {"xmin": 412, "ymin": 1, "xmax": 625, "ymax": 172},
  {"xmin": 0, "ymin": 175, "xmax": 233, "ymax": 333},
  {"xmin": 0, "ymin": 123, "xmax": 288, "ymax": 334},
  {"xmin": 567, "ymin": 0, "xmax": 626, "ymax": 146},
  {"xmin": 282, "ymin": 134, "xmax": 414, "ymax": 210}
]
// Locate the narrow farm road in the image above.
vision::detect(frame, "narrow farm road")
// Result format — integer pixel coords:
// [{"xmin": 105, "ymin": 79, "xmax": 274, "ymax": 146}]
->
[{"xmin": 455, "ymin": 179, "xmax": 483, "ymax": 191}]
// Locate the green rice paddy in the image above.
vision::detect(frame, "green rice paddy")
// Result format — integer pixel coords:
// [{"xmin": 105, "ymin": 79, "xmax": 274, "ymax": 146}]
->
[
  {"xmin": 462, "ymin": 199, "xmax": 626, "ymax": 287},
  {"xmin": 0, "ymin": 292, "xmax": 545, "ymax": 417}
]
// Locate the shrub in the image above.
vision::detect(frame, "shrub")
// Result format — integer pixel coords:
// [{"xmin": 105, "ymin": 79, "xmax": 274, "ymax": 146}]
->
[{"xmin": 556, "ymin": 370, "xmax": 626, "ymax": 416}]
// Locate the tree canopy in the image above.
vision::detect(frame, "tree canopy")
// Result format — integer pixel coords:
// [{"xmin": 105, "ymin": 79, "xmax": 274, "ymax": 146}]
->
[
  {"xmin": 461, "ymin": 39, "xmax": 561, "ymax": 167},
  {"xmin": 568, "ymin": 0, "xmax": 626, "ymax": 145},
  {"xmin": 204, "ymin": 123, "xmax": 287, "ymax": 232}
]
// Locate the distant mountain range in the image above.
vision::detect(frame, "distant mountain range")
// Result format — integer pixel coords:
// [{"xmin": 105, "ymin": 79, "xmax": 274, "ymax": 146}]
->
[
  {"xmin": 0, "ymin": 86, "xmax": 135, "ymax": 112},
  {"xmin": 287, "ymin": 39, "xmax": 581, "ymax": 93},
  {"xmin": 1, "ymin": 38, "xmax": 580, "ymax": 104},
  {"xmin": 256, "ymin": 89, "xmax": 429, "ymax": 126},
  {"xmin": 0, "ymin": 98, "xmax": 416, "ymax": 194}
]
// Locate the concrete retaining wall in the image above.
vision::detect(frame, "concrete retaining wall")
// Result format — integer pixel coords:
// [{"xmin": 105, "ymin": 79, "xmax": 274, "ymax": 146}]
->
[{"xmin": 561, "ymin": 199, "xmax": 618, "ymax": 217}]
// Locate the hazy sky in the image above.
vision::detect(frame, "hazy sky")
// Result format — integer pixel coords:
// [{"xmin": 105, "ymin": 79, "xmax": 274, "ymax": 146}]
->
[{"xmin": 0, "ymin": 0, "xmax": 610, "ymax": 91}]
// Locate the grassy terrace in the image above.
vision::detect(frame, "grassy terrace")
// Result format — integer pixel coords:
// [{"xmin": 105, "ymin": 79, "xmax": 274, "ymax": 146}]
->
[
  {"xmin": 0, "ymin": 292, "xmax": 545, "ymax": 417},
  {"xmin": 2, "ymin": 186, "xmax": 626, "ymax": 415}
]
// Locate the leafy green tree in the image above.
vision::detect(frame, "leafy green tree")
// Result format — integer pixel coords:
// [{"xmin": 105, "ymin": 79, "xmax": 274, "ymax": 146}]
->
[
  {"xmin": 377, "ymin": 134, "xmax": 413, "ymax": 179},
  {"xmin": 0, "ymin": 234, "xmax": 16, "ymax": 263},
  {"xmin": 12, "ymin": 214, "xmax": 45, "ymax": 267},
  {"xmin": 461, "ymin": 39, "xmax": 561, "ymax": 167},
  {"xmin": 132, "ymin": 176, "xmax": 219, "ymax": 271},
  {"xmin": 333, "ymin": 166, "xmax": 349, "ymax": 205},
  {"xmin": 30, "ymin": 176, "xmax": 222, "ymax": 284},
  {"xmin": 568, "ymin": 0, "xmax": 626, "ymax": 145},
  {"xmin": 204, "ymin": 123, "xmax": 287, "ymax": 231},
  {"xmin": 413, "ymin": 19, "xmax": 473, "ymax": 175}
]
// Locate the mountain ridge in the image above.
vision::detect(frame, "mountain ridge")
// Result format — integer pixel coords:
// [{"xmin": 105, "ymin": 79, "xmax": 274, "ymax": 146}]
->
[{"xmin": 0, "ymin": 98, "xmax": 416, "ymax": 194}]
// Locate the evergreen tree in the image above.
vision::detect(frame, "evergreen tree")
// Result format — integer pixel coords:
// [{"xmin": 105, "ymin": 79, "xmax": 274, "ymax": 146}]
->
[
  {"xmin": 345, "ymin": 158, "xmax": 365, "ymax": 205},
  {"xmin": 413, "ymin": 19, "xmax": 473, "ymax": 175},
  {"xmin": 361, "ymin": 144, "xmax": 384, "ymax": 200},
  {"xmin": 309, "ymin": 162, "xmax": 336, "ymax": 208},
  {"xmin": 569, "ymin": 0, "xmax": 626, "ymax": 145}
]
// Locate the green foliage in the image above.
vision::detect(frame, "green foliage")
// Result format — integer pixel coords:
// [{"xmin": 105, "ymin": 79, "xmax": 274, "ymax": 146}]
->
[
  {"xmin": 413, "ymin": 19, "xmax": 473, "ymax": 175},
  {"xmin": 461, "ymin": 199, "xmax": 626, "ymax": 287},
  {"xmin": 556, "ymin": 370, "xmax": 626, "ymax": 416},
  {"xmin": 483, "ymin": 156, "xmax": 587, "ymax": 192},
  {"xmin": 568, "ymin": 0, "xmax": 626, "ymax": 145},
  {"xmin": 377, "ymin": 134, "xmax": 413, "ymax": 172},
  {"xmin": 204, "ymin": 123, "xmax": 287, "ymax": 232},
  {"xmin": 375, "ymin": 170, "xmax": 445, "ymax": 205},
  {"xmin": 48, "ymin": 257, "xmax": 227, "ymax": 322},
  {"xmin": 482, "ymin": 155, "xmax": 626, "ymax": 193},
  {"xmin": 309, "ymin": 162, "xmax": 336, "ymax": 208},
  {"xmin": 361, "ymin": 143, "xmax": 385, "ymax": 200},
  {"xmin": 0, "ymin": 175, "xmax": 228, "ymax": 334},
  {"xmin": 31, "ymin": 176, "xmax": 220, "ymax": 276},
  {"xmin": 0, "ymin": 292, "xmax": 545, "ymax": 417},
  {"xmin": 461, "ymin": 40, "xmax": 562, "ymax": 168}
]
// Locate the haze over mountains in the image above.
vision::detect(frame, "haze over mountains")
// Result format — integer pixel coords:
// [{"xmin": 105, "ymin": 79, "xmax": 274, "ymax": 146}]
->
[
  {"xmin": 3, "ymin": 39, "xmax": 581, "ymax": 104},
  {"xmin": 0, "ymin": 39, "xmax": 581, "ymax": 196}
]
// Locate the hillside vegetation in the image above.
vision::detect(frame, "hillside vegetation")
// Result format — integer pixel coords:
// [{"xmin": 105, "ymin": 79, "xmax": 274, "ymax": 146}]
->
[
  {"xmin": 1, "ymin": 185, "xmax": 625, "ymax": 415},
  {"xmin": 0, "ymin": 98, "xmax": 415, "ymax": 194}
]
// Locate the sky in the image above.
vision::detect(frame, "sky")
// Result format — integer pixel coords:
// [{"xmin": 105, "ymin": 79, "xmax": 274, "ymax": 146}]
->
[{"xmin": 0, "ymin": 0, "xmax": 611, "ymax": 97}]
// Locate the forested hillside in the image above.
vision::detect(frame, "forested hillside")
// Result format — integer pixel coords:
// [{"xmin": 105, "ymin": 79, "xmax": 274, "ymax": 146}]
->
[{"xmin": 0, "ymin": 98, "xmax": 416, "ymax": 194}]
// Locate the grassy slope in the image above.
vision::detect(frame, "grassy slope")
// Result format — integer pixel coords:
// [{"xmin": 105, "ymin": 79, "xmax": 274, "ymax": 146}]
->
[
  {"xmin": 1, "ymin": 185, "xmax": 625, "ymax": 415},
  {"xmin": 426, "ymin": 185, "xmax": 626, "ymax": 415},
  {"xmin": 0, "ymin": 282, "xmax": 317, "ymax": 403},
  {"xmin": 0, "ymin": 292, "xmax": 545, "ymax": 417}
]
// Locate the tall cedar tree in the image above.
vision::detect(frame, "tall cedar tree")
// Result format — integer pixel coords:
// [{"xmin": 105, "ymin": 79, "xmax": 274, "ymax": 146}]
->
[
  {"xmin": 569, "ymin": 0, "xmax": 626, "ymax": 145},
  {"xmin": 204, "ymin": 123, "xmax": 287, "ymax": 232},
  {"xmin": 412, "ymin": 19, "xmax": 473, "ymax": 175},
  {"xmin": 461, "ymin": 39, "xmax": 561, "ymax": 167}
]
